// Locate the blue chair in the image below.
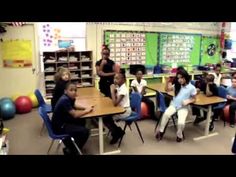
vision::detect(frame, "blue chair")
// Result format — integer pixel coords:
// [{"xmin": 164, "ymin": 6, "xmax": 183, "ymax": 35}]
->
[
  {"xmin": 213, "ymin": 86, "xmax": 227, "ymax": 126},
  {"xmin": 154, "ymin": 91, "xmax": 177, "ymax": 132},
  {"xmin": 38, "ymin": 106, "xmax": 82, "ymax": 155},
  {"xmin": 190, "ymin": 80, "xmax": 196, "ymax": 86},
  {"xmin": 35, "ymin": 89, "xmax": 52, "ymax": 135},
  {"xmin": 118, "ymin": 92, "xmax": 144, "ymax": 148},
  {"xmin": 34, "ymin": 89, "xmax": 52, "ymax": 113}
]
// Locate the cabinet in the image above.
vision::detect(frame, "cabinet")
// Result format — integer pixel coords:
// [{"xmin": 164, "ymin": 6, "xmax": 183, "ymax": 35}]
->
[{"xmin": 43, "ymin": 51, "xmax": 94, "ymax": 99}]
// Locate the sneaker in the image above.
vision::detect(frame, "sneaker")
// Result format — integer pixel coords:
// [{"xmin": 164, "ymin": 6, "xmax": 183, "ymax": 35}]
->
[
  {"xmin": 176, "ymin": 136, "xmax": 183, "ymax": 143},
  {"xmin": 155, "ymin": 131, "xmax": 164, "ymax": 141},
  {"xmin": 230, "ymin": 124, "xmax": 235, "ymax": 128},
  {"xmin": 110, "ymin": 129, "xmax": 125, "ymax": 145},
  {"xmin": 209, "ymin": 122, "xmax": 215, "ymax": 132},
  {"xmin": 63, "ymin": 147, "xmax": 73, "ymax": 155},
  {"xmin": 193, "ymin": 117, "xmax": 206, "ymax": 125}
]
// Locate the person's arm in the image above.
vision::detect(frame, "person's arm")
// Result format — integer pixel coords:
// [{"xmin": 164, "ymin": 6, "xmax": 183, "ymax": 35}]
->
[
  {"xmin": 63, "ymin": 100, "xmax": 93, "ymax": 118},
  {"xmin": 182, "ymin": 94, "xmax": 196, "ymax": 106},
  {"xmin": 227, "ymin": 95, "xmax": 236, "ymax": 101},
  {"xmin": 182, "ymin": 87, "xmax": 197, "ymax": 106},
  {"xmin": 141, "ymin": 86, "xmax": 146, "ymax": 95},
  {"xmin": 68, "ymin": 108, "xmax": 93, "ymax": 118},
  {"xmin": 97, "ymin": 60, "xmax": 116, "ymax": 77},
  {"xmin": 141, "ymin": 80, "xmax": 147, "ymax": 95},
  {"xmin": 205, "ymin": 83, "xmax": 213, "ymax": 97},
  {"xmin": 132, "ymin": 86, "xmax": 139, "ymax": 92},
  {"xmin": 110, "ymin": 84, "xmax": 124, "ymax": 106},
  {"xmin": 130, "ymin": 80, "xmax": 138, "ymax": 93}
]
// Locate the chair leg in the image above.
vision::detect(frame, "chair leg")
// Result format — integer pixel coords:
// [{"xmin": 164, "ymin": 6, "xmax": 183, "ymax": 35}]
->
[
  {"xmin": 40, "ymin": 123, "xmax": 45, "ymax": 136},
  {"xmin": 134, "ymin": 121, "xmax": 144, "ymax": 143},
  {"xmin": 56, "ymin": 140, "xmax": 62, "ymax": 154},
  {"xmin": 171, "ymin": 116, "xmax": 177, "ymax": 130},
  {"xmin": 118, "ymin": 123, "xmax": 128, "ymax": 148},
  {"xmin": 70, "ymin": 137, "xmax": 83, "ymax": 155},
  {"xmin": 47, "ymin": 140, "xmax": 55, "ymax": 155},
  {"xmin": 128, "ymin": 124, "xmax": 132, "ymax": 131},
  {"xmin": 154, "ymin": 122, "xmax": 159, "ymax": 132}
]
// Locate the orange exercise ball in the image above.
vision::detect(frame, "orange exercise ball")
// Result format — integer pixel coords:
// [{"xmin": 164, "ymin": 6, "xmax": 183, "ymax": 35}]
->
[
  {"xmin": 223, "ymin": 105, "xmax": 230, "ymax": 122},
  {"xmin": 141, "ymin": 102, "xmax": 149, "ymax": 119}
]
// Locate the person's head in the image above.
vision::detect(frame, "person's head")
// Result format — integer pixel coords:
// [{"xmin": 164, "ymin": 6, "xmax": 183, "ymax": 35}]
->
[
  {"xmin": 114, "ymin": 70, "xmax": 126, "ymax": 86},
  {"xmin": 232, "ymin": 78, "xmax": 236, "ymax": 88},
  {"xmin": 135, "ymin": 69, "xmax": 143, "ymax": 81},
  {"xmin": 232, "ymin": 72, "xmax": 236, "ymax": 79},
  {"xmin": 222, "ymin": 51, "xmax": 227, "ymax": 59},
  {"xmin": 177, "ymin": 66, "xmax": 184, "ymax": 72},
  {"xmin": 177, "ymin": 69, "xmax": 190, "ymax": 86},
  {"xmin": 206, "ymin": 74, "xmax": 215, "ymax": 83},
  {"xmin": 101, "ymin": 47, "xmax": 110, "ymax": 60},
  {"xmin": 215, "ymin": 64, "xmax": 222, "ymax": 75},
  {"xmin": 64, "ymin": 82, "xmax": 77, "ymax": 100},
  {"xmin": 55, "ymin": 67, "xmax": 71, "ymax": 82}
]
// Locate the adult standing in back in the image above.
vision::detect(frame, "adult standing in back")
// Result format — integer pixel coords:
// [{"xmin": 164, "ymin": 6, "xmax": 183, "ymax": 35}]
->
[{"xmin": 96, "ymin": 46, "xmax": 116, "ymax": 98}]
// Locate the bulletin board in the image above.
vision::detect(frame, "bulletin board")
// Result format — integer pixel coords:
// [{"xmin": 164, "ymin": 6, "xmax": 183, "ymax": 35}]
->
[
  {"xmin": 104, "ymin": 30, "xmax": 219, "ymax": 67},
  {"xmin": 105, "ymin": 31, "xmax": 146, "ymax": 65},
  {"xmin": 200, "ymin": 36, "xmax": 220, "ymax": 65},
  {"xmin": 159, "ymin": 33, "xmax": 201, "ymax": 66},
  {"xmin": 1, "ymin": 40, "xmax": 32, "ymax": 67}
]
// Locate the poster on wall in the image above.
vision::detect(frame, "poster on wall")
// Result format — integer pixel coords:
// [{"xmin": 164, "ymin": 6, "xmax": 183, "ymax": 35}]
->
[
  {"xmin": 37, "ymin": 23, "xmax": 86, "ymax": 52},
  {"xmin": 1, "ymin": 40, "xmax": 32, "ymax": 67},
  {"xmin": 105, "ymin": 31, "xmax": 146, "ymax": 66}
]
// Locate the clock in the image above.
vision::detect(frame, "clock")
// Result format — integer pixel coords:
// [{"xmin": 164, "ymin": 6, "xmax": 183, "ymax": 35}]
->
[{"xmin": 207, "ymin": 44, "xmax": 216, "ymax": 56}]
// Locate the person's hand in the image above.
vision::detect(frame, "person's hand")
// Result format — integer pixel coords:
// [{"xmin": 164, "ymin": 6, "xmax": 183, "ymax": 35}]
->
[
  {"xmin": 182, "ymin": 100, "xmax": 190, "ymax": 106},
  {"xmin": 227, "ymin": 95, "xmax": 233, "ymax": 100},
  {"xmin": 85, "ymin": 107, "xmax": 93, "ymax": 113},
  {"xmin": 101, "ymin": 59, "xmax": 107, "ymax": 66},
  {"xmin": 196, "ymin": 88, "xmax": 200, "ymax": 94}
]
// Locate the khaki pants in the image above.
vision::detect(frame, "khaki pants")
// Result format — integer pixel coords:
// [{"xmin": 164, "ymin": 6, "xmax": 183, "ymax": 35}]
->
[{"xmin": 158, "ymin": 104, "xmax": 188, "ymax": 138}]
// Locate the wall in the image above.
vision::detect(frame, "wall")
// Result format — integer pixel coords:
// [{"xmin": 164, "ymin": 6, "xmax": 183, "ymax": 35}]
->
[
  {"xmin": 0, "ymin": 25, "xmax": 40, "ymax": 98},
  {"xmin": 86, "ymin": 22, "xmax": 228, "ymax": 72},
  {"xmin": 0, "ymin": 22, "xmax": 231, "ymax": 97}
]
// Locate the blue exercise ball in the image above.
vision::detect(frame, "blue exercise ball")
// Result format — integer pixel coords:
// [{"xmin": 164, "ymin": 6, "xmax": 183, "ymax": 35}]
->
[
  {"xmin": 0, "ymin": 97, "xmax": 12, "ymax": 103},
  {"xmin": 0, "ymin": 98, "xmax": 16, "ymax": 120}
]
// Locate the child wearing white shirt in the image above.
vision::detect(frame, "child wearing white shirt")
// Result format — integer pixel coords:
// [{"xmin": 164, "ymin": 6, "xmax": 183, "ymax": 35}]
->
[
  {"xmin": 131, "ymin": 69, "xmax": 156, "ymax": 120},
  {"xmin": 103, "ymin": 71, "xmax": 131, "ymax": 144}
]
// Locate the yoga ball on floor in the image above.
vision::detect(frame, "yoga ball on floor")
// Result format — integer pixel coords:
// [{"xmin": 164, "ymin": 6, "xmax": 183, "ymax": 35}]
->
[
  {"xmin": 0, "ymin": 98, "xmax": 16, "ymax": 120},
  {"xmin": 15, "ymin": 96, "xmax": 32, "ymax": 114},
  {"xmin": 28, "ymin": 93, "xmax": 39, "ymax": 108},
  {"xmin": 141, "ymin": 102, "xmax": 149, "ymax": 119},
  {"xmin": 223, "ymin": 105, "xmax": 230, "ymax": 122}
]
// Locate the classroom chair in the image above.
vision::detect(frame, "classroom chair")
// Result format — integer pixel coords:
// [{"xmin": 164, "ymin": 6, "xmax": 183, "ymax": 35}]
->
[
  {"xmin": 212, "ymin": 86, "xmax": 227, "ymax": 126},
  {"xmin": 34, "ymin": 89, "xmax": 52, "ymax": 136},
  {"xmin": 38, "ymin": 106, "xmax": 82, "ymax": 155},
  {"xmin": 154, "ymin": 91, "xmax": 177, "ymax": 132},
  {"xmin": 118, "ymin": 92, "xmax": 144, "ymax": 148}
]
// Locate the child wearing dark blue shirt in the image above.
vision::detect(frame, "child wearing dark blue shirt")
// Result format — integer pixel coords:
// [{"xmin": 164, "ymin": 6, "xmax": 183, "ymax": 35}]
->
[{"xmin": 51, "ymin": 82, "xmax": 93, "ymax": 155}]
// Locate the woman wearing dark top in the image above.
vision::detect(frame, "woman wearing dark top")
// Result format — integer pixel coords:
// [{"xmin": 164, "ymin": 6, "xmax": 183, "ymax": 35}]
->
[
  {"xmin": 51, "ymin": 67, "xmax": 71, "ymax": 111},
  {"xmin": 95, "ymin": 47, "xmax": 116, "ymax": 98}
]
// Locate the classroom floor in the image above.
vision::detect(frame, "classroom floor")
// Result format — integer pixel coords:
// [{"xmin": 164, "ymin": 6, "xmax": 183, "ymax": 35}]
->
[{"xmin": 3, "ymin": 108, "xmax": 235, "ymax": 155}]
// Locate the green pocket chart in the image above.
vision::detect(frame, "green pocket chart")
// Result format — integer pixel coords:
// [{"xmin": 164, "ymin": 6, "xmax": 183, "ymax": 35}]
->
[
  {"xmin": 200, "ymin": 36, "xmax": 221, "ymax": 65},
  {"xmin": 104, "ymin": 31, "xmax": 158, "ymax": 67},
  {"xmin": 104, "ymin": 30, "xmax": 220, "ymax": 67},
  {"xmin": 159, "ymin": 33, "xmax": 201, "ymax": 66}
]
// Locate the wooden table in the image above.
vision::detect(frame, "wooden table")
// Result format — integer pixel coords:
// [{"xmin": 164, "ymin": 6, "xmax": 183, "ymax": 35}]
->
[
  {"xmin": 147, "ymin": 83, "xmax": 226, "ymax": 141},
  {"xmin": 77, "ymin": 87, "xmax": 104, "ymax": 99},
  {"xmin": 80, "ymin": 97, "xmax": 125, "ymax": 155}
]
